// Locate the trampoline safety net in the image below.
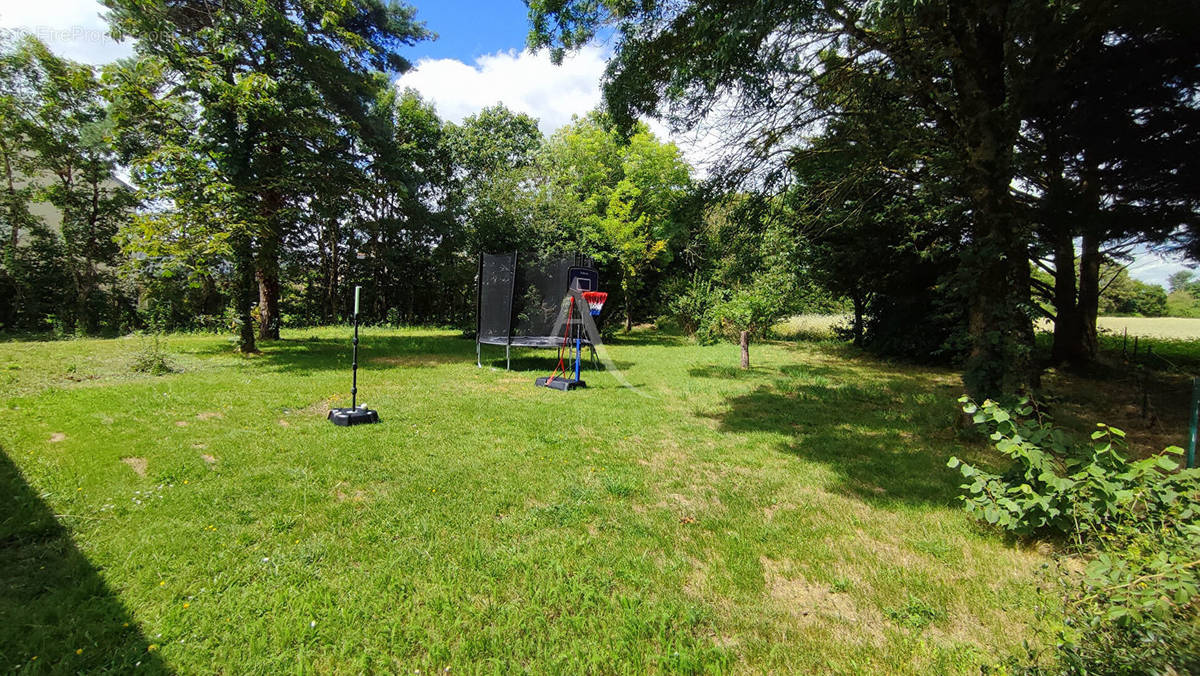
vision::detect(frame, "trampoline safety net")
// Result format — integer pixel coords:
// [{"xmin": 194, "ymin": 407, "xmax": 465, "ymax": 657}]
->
[{"xmin": 477, "ymin": 252, "xmax": 597, "ymax": 348}]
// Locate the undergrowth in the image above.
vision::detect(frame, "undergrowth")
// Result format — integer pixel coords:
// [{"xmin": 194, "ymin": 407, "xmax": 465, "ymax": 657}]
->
[{"xmin": 950, "ymin": 397, "xmax": 1200, "ymax": 675}]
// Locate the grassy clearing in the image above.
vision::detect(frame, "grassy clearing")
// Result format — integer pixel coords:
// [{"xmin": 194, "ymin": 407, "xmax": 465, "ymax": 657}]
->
[
  {"xmin": 789, "ymin": 313, "xmax": 1200, "ymax": 343},
  {"xmin": 774, "ymin": 314, "xmax": 849, "ymax": 341},
  {"xmin": 0, "ymin": 327, "xmax": 1080, "ymax": 673},
  {"xmin": 1095, "ymin": 315, "xmax": 1200, "ymax": 340}
]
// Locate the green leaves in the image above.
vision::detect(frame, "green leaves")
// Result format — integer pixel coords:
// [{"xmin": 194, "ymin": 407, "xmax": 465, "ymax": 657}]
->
[
  {"xmin": 949, "ymin": 397, "xmax": 1200, "ymax": 539},
  {"xmin": 949, "ymin": 396, "xmax": 1200, "ymax": 672}
]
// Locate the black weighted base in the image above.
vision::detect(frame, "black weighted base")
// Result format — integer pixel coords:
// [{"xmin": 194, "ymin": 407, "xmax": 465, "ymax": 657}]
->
[
  {"xmin": 535, "ymin": 377, "xmax": 586, "ymax": 391},
  {"xmin": 327, "ymin": 407, "xmax": 380, "ymax": 426}
]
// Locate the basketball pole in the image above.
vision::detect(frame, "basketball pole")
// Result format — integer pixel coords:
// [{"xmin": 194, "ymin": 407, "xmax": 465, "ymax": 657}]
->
[
  {"xmin": 574, "ymin": 296, "xmax": 583, "ymax": 382},
  {"xmin": 327, "ymin": 285, "xmax": 380, "ymax": 426},
  {"xmin": 351, "ymin": 285, "xmax": 359, "ymax": 410}
]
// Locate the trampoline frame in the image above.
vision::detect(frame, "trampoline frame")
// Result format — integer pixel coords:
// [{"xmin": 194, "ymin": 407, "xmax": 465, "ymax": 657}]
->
[{"xmin": 475, "ymin": 252, "xmax": 599, "ymax": 370}]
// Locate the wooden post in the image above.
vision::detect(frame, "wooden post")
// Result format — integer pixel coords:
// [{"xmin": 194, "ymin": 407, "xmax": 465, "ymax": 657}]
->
[
  {"xmin": 740, "ymin": 331, "xmax": 750, "ymax": 369},
  {"xmin": 1140, "ymin": 369, "xmax": 1148, "ymax": 419},
  {"xmin": 1188, "ymin": 377, "xmax": 1198, "ymax": 469}
]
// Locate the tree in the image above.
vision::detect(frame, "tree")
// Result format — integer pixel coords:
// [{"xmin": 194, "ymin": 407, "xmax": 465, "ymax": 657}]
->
[
  {"xmin": 1168, "ymin": 270, "xmax": 1195, "ymax": 294},
  {"xmin": 0, "ymin": 34, "xmax": 138, "ymax": 333},
  {"xmin": 780, "ymin": 47, "xmax": 965, "ymax": 355},
  {"xmin": 526, "ymin": 0, "xmax": 1193, "ymax": 398},
  {"xmin": 1020, "ymin": 2, "xmax": 1200, "ymax": 367},
  {"xmin": 708, "ymin": 219, "xmax": 798, "ymax": 368},
  {"xmin": 537, "ymin": 113, "xmax": 691, "ymax": 328},
  {"xmin": 1097, "ymin": 266, "xmax": 1168, "ymax": 317},
  {"xmin": 103, "ymin": 0, "xmax": 430, "ymax": 350},
  {"xmin": 445, "ymin": 104, "xmax": 545, "ymax": 254},
  {"xmin": 0, "ymin": 32, "xmax": 39, "ymax": 265},
  {"xmin": 597, "ymin": 180, "xmax": 665, "ymax": 331},
  {"xmin": 346, "ymin": 88, "xmax": 460, "ymax": 325}
]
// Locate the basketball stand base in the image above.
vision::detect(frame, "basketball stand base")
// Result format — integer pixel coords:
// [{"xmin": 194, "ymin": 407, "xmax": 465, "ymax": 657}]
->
[
  {"xmin": 327, "ymin": 407, "xmax": 380, "ymax": 426},
  {"xmin": 535, "ymin": 377, "xmax": 586, "ymax": 391}
]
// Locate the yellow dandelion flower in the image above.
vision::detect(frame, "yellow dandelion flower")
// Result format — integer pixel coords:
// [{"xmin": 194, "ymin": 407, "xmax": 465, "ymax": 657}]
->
[
  {"xmin": 159, "ymin": 581, "xmax": 165, "ymax": 586},
  {"xmin": 76, "ymin": 649, "xmax": 83, "ymax": 655},
  {"xmin": 183, "ymin": 602, "xmax": 190, "ymax": 609},
  {"xmin": 147, "ymin": 644, "xmax": 158, "ymax": 652}
]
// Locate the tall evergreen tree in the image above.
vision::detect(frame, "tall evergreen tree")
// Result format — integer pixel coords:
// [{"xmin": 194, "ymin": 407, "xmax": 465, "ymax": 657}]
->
[{"xmin": 1021, "ymin": 2, "xmax": 1200, "ymax": 366}]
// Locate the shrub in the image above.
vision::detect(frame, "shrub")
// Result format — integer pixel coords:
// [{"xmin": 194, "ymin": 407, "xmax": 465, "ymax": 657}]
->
[
  {"xmin": 130, "ymin": 332, "xmax": 176, "ymax": 375},
  {"xmin": 950, "ymin": 397, "xmax": 1200, "ymax": 674},
  {"xmin": 663, "ymin": 272, "xmax": 720, "ymax": 336}
]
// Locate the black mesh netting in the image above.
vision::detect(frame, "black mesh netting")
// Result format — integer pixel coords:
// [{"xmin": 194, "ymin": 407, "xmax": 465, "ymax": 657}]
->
[
  {"xmin": 477, "ymin": 252, "xmax": 596, "ymax": 347},
  {"xmin": 478, "ymin": 253, "xmax": 515, "ymax": 343}
]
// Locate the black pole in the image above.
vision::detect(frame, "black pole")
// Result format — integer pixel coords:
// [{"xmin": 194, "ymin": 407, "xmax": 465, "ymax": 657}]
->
[
  {"xmin": 327, "ymin": 284, "xmax": 378, "ymax": 425},
  {"xmin": 351, "ymin": 308, "xmax": 359, "ymax": 410}
]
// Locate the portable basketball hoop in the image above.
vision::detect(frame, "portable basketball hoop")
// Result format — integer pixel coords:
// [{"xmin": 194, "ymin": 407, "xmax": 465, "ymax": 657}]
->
[{"xmin": 536, "ymin": 288, "xmax": 606, "ymax": 392}]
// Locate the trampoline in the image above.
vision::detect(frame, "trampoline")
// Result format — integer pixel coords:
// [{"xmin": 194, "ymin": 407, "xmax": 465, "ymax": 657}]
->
[{"xmin": 476, "ymin": 252, "xmax": 599, "ymax": 369}]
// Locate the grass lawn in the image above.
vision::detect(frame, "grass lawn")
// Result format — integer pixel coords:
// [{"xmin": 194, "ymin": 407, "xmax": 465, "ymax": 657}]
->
[{"xmin": 2, "ymin": 327, "xmax": 1065, "ymax": 673}]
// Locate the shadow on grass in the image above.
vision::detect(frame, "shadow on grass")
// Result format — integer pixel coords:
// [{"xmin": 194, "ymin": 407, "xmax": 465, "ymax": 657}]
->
[
  {"xmin": 188, "ymin": 334, "xmax": 476, "ymax": 373},
  {"xmin": 481, "ymin": 353, "xmax": 637, "ymax": 374},
  {"xmin": 690, "ymin": 362, "xmax": 847, "ymax": 381},
  {"xmin": 185, "ymin": 333, "xmax": 649, "ymax": 387},
  {"xmin": 705, "ymin": 370, "xmax": 969, "ymax": 508},
  {"xmin": 602, "ymin": 331, "xmax": 689, "ymax": 347},
  {"xmin": 0, "ymin": 450, "xmax": 166, "ymax": 673},
  {"xmin": 688, "ymin": 365, "xmax": 784, "ymax": 380}
]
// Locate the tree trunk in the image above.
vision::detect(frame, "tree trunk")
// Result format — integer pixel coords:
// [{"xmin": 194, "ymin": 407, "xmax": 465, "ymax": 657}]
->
[
  {"xmin": 256, "ymin": 229, "xmax": 281, "ymax": 340},
  {"xmin": 949, "ymin": 2, "xmax": 1035, "ymax": 400},
  {"xmin": 257, "ymin": 265, "xmax": 280, "ymax": 340},
  {"xmin": 322, "ymin": 221, "xmax": 340, "ymax": 322},
  {"xmin": 255, "ymin": 162, "xmax": 284, "ymax": 340},
  {"xmin": 1040, "ymin": 130, "xmax": 1083, "ymax": 367},
  {"xmin": 221, "ymin": 65, "xmax": 257, "ymax": 354},
  {"xmin": 623, "ymin": 279, "xmax": 633, "ymax": 332},
  {"xmin": 1075, "ymin": 231, "xmax": 1101, "ymax": 363},
  {"xmin": 234, "ymin": 233, "xmax": 258, "ymax": 353},
  {"xmin": 1049, "ymin": 225, "xmax": 1080, "ymax": 364},
  {"xmin": 2, "ymin": 143, "xmax": 19, "ymax": 258},
  {"xmin": 1071, "ymin": 153, "xmax": 1105, "ymax": 365},
  {"xmin": 740, "ymin": 330, "xmax": 750, "ymax": 369},
  {"xmin": 851, "ymin": 290, "xmax": 866, "ymax": 347}
]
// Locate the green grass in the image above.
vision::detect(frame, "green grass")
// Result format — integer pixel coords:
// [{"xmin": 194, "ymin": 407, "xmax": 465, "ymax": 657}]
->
[
  {"xmin": 775, "ymin": 314, "xmax": 849, "ymax": 341},
  {"xmin": 0, "ymin": 328, "xmax": 1049, "ymax": 674}
]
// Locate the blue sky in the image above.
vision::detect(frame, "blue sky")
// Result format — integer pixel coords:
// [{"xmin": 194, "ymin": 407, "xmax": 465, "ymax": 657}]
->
[
  {"xmin": 0, "ymin": 0, "xmax": 612, "ymax": 130},
  {"xmin": 1, "ymin": 0, "xmax": 1193, "ymax": 286},
  {"xmin": 0, "ymin": 0, "xmax": 539, "ymax": 67},
  {"xmin": 405, "ymin": 0, "xmax": 531, "ymax": 61}
]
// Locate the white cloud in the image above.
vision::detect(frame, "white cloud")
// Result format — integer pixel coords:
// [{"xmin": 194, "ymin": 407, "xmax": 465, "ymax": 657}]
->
[
  {"xmin": 1127, "ymin": 244, "xmax": 1193, "ymax": 288},
  {"xmin": 395, "ymin": 46, "xmax": 716, "ymax": 178},
  {"xmin": 396, "ymin": 46, "xmax": 608, "ymax": 134},
  {"xmin": 0, "ymin": 0, "xmax": 133, "ymax": 65}
]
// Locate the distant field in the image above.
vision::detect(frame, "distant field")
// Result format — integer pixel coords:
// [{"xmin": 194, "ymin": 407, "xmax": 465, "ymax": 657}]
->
[
  {"xmin": 784, "ymin": 314, "xmax": 1200, "ymax": 342},
  {"xmin": 776, "ymin": 314, "xmax": 849, "ymax": 340},
  {"xmin": 1093, "ymin": 316, "xmax": 1200, "ymax": 340}
]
